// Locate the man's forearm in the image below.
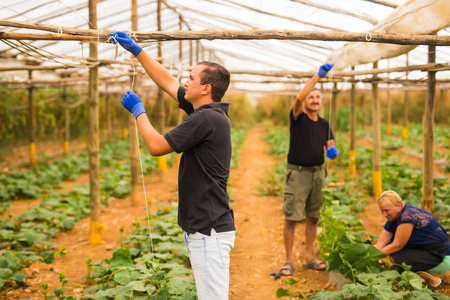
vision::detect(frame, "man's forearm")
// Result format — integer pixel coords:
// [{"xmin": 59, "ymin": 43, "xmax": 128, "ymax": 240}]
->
[
  {"xmin": 136, "ymin": 113, "xmax": 173, "ymax": 156},
  {"xmin": 136, "ymin": 51, "xmax": 179, "ymax": 100}
]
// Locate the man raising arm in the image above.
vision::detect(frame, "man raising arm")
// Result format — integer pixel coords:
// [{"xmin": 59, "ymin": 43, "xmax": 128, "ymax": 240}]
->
[{"xmin": 111, "ymin": 31, "xmax": 236, "ymax": 300}]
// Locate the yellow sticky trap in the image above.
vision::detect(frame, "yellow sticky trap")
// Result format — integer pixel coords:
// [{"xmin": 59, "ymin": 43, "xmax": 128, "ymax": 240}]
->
[
  {"xmin": 89, "ymin": 221, "xmax": 108, "ymax": 246},
  {"xmin": 372, "ymin": 170, "xmax": 382, "ymax": 200},
  {"xmin": 158, "ymin": 155, "xmax": 167, "ymax": 173},
  {"xmin": 63, "ymin": 140, "xmax": 69, "ymax": 155},
  {"xmin": 122, "ymin": 127, "xmax": 128, "ymax": 139},
  {"xmin": 401, "ymin": 127, "xmax": 408, "ymax": 139},
  {"xmin": 349, "ymin": 149, "xmax": 356, "ymax": 175},
  {"xmin": 29, "ymin": 142, "xmax": 36, "ymax": 166},
  {"xmin": 386, "ymin": 124, "xmax": 391, "ymax": 135}
]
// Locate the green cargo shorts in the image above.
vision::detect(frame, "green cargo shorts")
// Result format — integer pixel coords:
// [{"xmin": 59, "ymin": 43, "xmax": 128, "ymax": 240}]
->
[{"xmin": 282, "ymin": 163, "xmax": 326, "ymax": 221}]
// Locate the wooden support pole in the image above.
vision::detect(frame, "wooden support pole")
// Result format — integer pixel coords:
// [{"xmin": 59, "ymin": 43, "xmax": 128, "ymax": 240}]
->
[
  {"xmin": 175, "ymin": 16, "xmax": 183, "ymax": 167},
  {"xmin": 422, "ymin": 45, "xmax": 436, "ymax": 212},
  {"xmin": 386, "ymin": 85, "xmax": 391, "ymax": 135},
  {"xmin": 402, "ymin": 90, "xmax": 409, "ymax": 139},
  {"xmin": 63, "ymin": 86, "xmax": 70, "ymax": 155},
  {"xmin": 402, "ymin": 54, "xmax": 409, "ymax": 139},
  {"xmin": 28, "ymin": 70, "xmax": 36, "ymax": 167},
  {"xmin": 360, "ymin": 94, "xmax": 365, "ymax": 128},
  {"xmin": 386, "ymin": 60, "xmax": 391, "ymax": 135},
  {"xmin": 331, "ymin": 82, "xmax": 338, "ymax": 136},
  {"xmin": 105, "ymin": 92, "xmax": 112, "ymax": 142},
  {"xmin": 438, "ymin": 89, "xmax": 444, "ymax": 125},
  {"xmin": 349, "ymin": 67, "xmax": 356, "ymax": 175},
  {"xmin": 371, "ymin": 61, "xmax": 382, "ymax": 199},
  {"xmin": 130, "ymin": 0, "xmax": 140, "ymax": 206},
  {"xmin": 157, "ymin": 0, "xmax": 167, "ymax": 174},
  {"xmin": 2, "ymin": 22, "xmax": 450, "ymax": 45},
  {"xmin": 88, "ymin": 0, "xmax": 105, "ymax": 247}
]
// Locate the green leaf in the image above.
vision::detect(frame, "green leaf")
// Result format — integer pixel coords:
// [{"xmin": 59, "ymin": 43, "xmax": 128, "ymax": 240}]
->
[
  {"xmin": 0, "ymin": 251, "xmax": 19, "ymax": 269},
  {"xmin": 10, "ymin": 272, "xmax": 26, "ymax": 283},
  {"xmin": 125, "ymin": 280, "xmax": 147, "ymax": 292},
  {"xmin": 169, "ymin": 277, "xmax": 196, "ymax": 295},
  {"xmin": 172, "ymin": 291, "xmax": 197, "ymax": 300},
  {"xmin": 0, "ymin": 268, "xmax": 13, "ymax": 279},
  {"xmin": 276, "ymin": 287, "xmax": 291, "ymax": 298},
  {"xmin": 109, "ymin": 248, "xmax": 133, "ymax": 269},
  {"xmin": 327, "ymin": 251, "xmax": 342, "ymax": 272},
  {"xmin": 408, "ymin": 290, "xmax": 435, "ymax": 300},
  {"xmin": 150, "ymin": 288, "xmax": 171, "ymax": 300},
  {"xmin": 41, "ymin": 249, "xmax": 57, "ymax": 264},
  {"xmin": 54, "ymin": 288, "xmax": 66, "ymax": 297},
  {"xmin": 113, "ymin": 270, "xmax": 133, "ymax": 285},
  {"xmin": 308, "ymin": 290, "xmax": 345, "ymax": 299}
]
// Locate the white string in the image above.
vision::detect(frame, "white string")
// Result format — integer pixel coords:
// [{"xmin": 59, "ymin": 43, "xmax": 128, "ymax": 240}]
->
[
  {"xmin": 110, "ymin": 35, "xmax": 136, "ymax": 91},
  {"xmin": 134, "ymin": 118, "xmax": 155, "ymax": 259},
  {"xmin": 109, "ymin": 34, "xmax": 154, "ymax": 259}
]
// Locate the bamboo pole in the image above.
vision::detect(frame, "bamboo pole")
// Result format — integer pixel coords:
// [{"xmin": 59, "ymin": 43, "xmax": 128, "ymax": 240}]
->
[
  {"xmin": 438, "ymin": 89, "xmax": 443, "ymax": 125},
  {"xmin": 371, "ymin": 61, "xmax": 382, "ymax": 199},
  {"xmin": 1, "ymin": 62, "xmax": 448, "ymax": 79},
  {"xmin": 2, "ymin": 22, "xmax": 450, "ymax": 45},
  {"xmin": 63, "ymin": 85, "xmax": 70, "ymax": 155},
  {"xmin": 105, "ymin": 91, "xmax": 112, "ymax": 142},
  {"xmin": 88, "ymin": 0, "xmax": 105, "ymax": 247},
  {"xmin": 349, "ymin": 66, "xmax": 356, "ymax": 175},
  {"xmin": 402, "ymin": 90, "xmax": 409, "ymax": 139},
  {"xmin": 28, "ymin": 70, "xmax": 36, "ymax": 167},
  {"xmin": 402, "ymin": 54, "xmax": 409, "ymax": 139},
  {"xmin": 362, "ymin": 0, "xmax": 398, "ymax": 8},
  {"xmin": 386, "ymin": 85, "xmax": 391, "ymax": 135},
  {"xmin": 156, "ymin": 0, "xmax": 167, "ymax": 174},
  {"xmin": 130, "ymin": 0, "xmax": 140, "ymax": 206},
  {"xmin": 331, "ymin": 82, "xmax": 338, "ymax": 136},
  {"xmin": 422, "ymin": 45, "xmax": 436, "ymax": 212},
  {"xmin": 175, "ymin": 16, "xmax": 183, "ymax": 167}
]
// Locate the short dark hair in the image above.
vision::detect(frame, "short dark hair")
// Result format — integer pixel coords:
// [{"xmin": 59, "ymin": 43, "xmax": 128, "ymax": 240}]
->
[{"xmin": 198, "ymin": 61, "xmax": 230, "ymax": 102}]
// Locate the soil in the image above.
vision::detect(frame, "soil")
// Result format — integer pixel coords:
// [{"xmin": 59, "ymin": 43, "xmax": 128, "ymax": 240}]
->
[{"xmin": 2, "ymin": 125, "xmax": 450, "ymax": 299}]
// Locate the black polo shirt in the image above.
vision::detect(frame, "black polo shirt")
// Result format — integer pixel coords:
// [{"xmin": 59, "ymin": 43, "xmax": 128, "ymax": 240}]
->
[
  {"xmin": 287, "ymin": 110, "xmax": 334, "ymax": 167},
  {"xmin": 164, "ymin": 86, "xmax": 235, "ymax": 235}
]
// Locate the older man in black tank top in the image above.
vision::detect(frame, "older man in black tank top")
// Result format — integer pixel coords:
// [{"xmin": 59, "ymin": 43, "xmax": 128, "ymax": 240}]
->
[{"xmin": 272, "ymin": 63, "xmax": 337, "ymax": 278}]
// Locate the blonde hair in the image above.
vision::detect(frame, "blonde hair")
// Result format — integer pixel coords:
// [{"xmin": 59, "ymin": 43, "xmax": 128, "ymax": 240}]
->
[{"xmin": 377, "ymin": 190, "xmax": 404, "ymax": 207}]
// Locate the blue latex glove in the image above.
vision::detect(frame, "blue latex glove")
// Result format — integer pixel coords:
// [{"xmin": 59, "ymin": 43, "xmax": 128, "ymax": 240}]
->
[
  {"xmin": 318, "ymin": 63, "xmax": 334, "ymax": 78},
  {"xmin": 326, "ymin": 146, "xmax": 338, "ymax": 159},
  {"xmin": 121, "ymin": 91, "xmax": 146, "ymax": 119},
  {"xmin": 109, "ymin": 31, "xmax": 142, "ymax": 57}
]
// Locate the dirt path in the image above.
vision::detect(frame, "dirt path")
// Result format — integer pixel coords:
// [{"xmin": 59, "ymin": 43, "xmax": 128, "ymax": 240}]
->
[{"xmin": 229, "ymin": 126, "xmax": 331, "ymax": 299}]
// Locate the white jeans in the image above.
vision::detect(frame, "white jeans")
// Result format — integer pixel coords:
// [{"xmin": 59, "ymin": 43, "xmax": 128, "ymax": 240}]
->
[{"xmin": 183, "ymin": 229, "xmax": 236, "ymax": 300}]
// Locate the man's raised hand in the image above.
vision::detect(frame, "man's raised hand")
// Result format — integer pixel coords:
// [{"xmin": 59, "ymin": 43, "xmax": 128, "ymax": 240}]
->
[
  {"xmin": 318, "ymin": 63, "xmax": 334, "ymax": 78},
  {"xmin": 110, "ymin": 31, "xmax": 142, "ymax": 57},
  {"xmin": 121, "ymin": 91, "xmax": 146, "ymax": 119}
]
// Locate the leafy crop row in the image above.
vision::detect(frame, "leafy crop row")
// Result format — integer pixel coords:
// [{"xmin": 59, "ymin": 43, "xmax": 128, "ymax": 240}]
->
[{"xmin": 262, "ymin": 127, "xmax": 449, "ymax": 299}]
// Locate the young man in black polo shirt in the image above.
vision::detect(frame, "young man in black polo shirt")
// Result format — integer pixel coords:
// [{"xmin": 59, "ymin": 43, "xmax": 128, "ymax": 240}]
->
[
  {"xmin": 111, "ymin": 31, "xmax": 236, "ymax": 299},
  {"xmin": 273, "ymin": 63, "xmax": 337, "ymax": 279}
]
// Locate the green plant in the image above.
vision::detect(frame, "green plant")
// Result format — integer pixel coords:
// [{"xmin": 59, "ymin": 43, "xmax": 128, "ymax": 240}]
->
[
  {"xmin": 40, "ymin": 273, "xmax": 77, "ymax": 300},
  {"xmin": 276, "ymin": 278, "xmax": 307, "ymax": 299}
]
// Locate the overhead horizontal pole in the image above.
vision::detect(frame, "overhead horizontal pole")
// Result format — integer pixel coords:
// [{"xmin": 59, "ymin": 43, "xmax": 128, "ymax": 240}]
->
[
  {"xmin": 228, "ymin": 63, "xmax": 450, "ymax": 78},
  {"xmin": 0, "ymin": 20, "xmax": 449, "ymax": 45}
]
